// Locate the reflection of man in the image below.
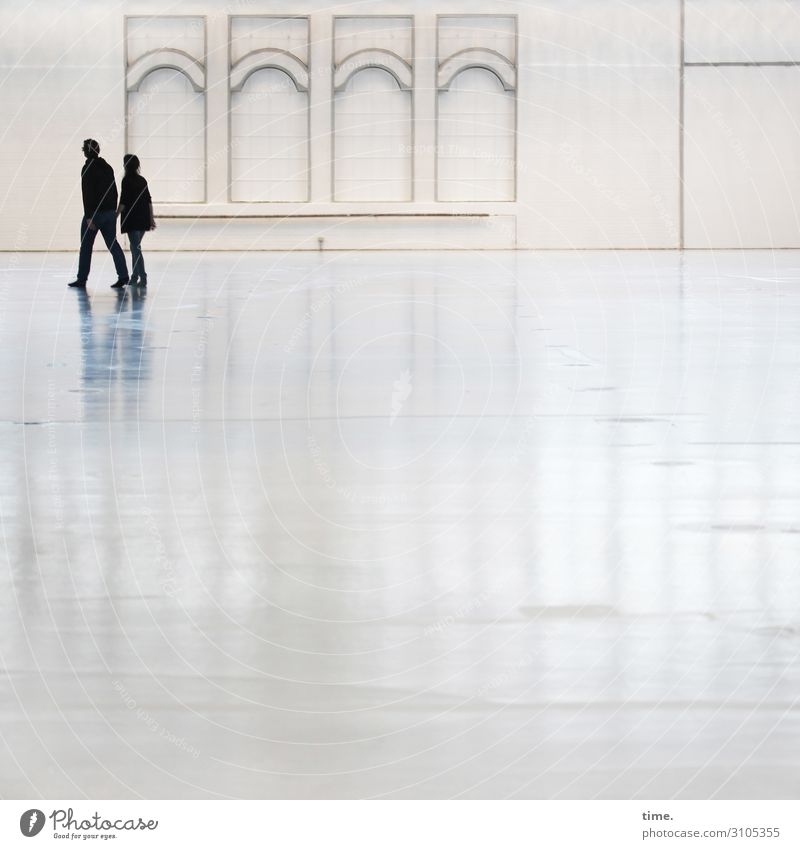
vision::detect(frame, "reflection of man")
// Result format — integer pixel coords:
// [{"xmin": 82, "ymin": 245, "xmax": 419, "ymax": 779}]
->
[{"xmin": 68, "ymin": 139, "xmax": 129, "ymax": 289}]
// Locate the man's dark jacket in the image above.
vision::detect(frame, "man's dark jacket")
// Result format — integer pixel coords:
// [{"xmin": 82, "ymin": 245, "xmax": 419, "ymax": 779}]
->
[{"xmin": 81, "ymin": 156, "xmax": 118, "ymax": 218}]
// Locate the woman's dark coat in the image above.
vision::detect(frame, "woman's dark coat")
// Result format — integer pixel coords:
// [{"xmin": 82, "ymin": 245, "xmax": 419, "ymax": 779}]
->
[{"xmin": 119, "ymin": 173, "xmax": 154, "ymax": 233}]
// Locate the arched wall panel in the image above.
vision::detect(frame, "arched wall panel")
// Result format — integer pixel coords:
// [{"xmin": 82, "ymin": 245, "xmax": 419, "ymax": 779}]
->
[
  {"xmin": 230, "ymin": 69, "xmax": 309, "ymax": 202},
  {"xmin": 437, "ymin": 68, "xmax": 515, "ymax": 202},
  {"xmin": 127, "ymin": 68, "xmax": 205, "ymax": 203},
  {"xmin": 334, "ymin": 68, "xmax": 412, "ymax": 203}
]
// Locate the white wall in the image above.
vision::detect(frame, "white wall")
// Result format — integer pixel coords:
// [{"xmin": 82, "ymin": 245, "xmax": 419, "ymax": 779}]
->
[
  {"xmin": 684, "ymin": 66, "xmax": 800, "ymax": 248},
  {"xmin": 0, "ymin": 0, "xmax": 799, "ymax": 251},
  {"xmin": 684, "ymin": 0, "xmax": 800, "ymax": 248}
]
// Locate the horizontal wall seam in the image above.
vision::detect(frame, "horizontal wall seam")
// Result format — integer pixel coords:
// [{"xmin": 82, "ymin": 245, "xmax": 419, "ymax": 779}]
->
[{"xmin": 685, "ymin": 61, "xmax": 800, "ymax": 67}]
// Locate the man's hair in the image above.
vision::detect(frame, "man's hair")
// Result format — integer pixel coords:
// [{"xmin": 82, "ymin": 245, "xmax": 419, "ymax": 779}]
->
[{"xmin": 83, "ymin": 139, "xmax": 100, "ymax": 157}]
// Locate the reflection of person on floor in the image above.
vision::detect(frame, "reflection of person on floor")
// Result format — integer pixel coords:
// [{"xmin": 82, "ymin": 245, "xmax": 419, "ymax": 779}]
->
[
  {"xmin": 118, "ymin": 154, "xmax": 156, "ymax": 288},
  {"xmin": 74, "ymin": 284, "xmax": 151, "ymax": 396},
  {"xmin": 68, "ymin": 139, "xmax": 130, "ymax": 290},
  {"xmin": 74, "ymin": 288, "xmax": 98, "ymax": 385}
]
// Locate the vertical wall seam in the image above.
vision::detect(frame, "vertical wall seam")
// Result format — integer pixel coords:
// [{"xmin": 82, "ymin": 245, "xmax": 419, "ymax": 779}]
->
[{"xmin": 679, "ymin": 0, "xmax": 685, "ymax": 250}]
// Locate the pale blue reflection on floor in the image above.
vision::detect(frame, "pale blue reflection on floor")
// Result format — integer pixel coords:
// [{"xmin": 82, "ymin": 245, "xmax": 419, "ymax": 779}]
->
[{"xmin": 0, "ymin": 250, "xmax": 799, "ymax": 798}]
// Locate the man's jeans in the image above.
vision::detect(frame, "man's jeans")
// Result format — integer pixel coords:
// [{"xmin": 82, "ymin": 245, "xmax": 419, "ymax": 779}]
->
[
  {"xmin": 77, "ymin": 209, "xmax": 129, "ymax": 283},
  {"xmin": 127, "ymin": 230, "xmax": 146, "ymax": 282}
]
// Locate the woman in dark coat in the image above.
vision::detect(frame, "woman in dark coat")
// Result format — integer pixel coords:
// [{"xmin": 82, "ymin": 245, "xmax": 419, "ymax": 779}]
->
[{"xmin": 118, "ymin": 154, "xmax": 155, "ymax": 287}]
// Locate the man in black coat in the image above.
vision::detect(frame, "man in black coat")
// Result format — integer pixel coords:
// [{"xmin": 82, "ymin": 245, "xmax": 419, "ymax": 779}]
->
[{"xmin": 68, "ymin": 139, "xmax": 130, "ymax": 289}]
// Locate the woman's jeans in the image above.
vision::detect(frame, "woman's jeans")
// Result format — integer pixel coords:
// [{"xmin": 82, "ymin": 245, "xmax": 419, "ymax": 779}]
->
[
  {"xmin": 77, "ymin": 210, "xmax": 129, "ymax": 283},
  {"xmin": 127, "ymin": 231, "xmax": 146, "ymax": 282}
]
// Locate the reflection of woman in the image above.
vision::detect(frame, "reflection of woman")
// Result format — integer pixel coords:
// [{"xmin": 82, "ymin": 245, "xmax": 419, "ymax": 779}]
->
[{"xmin": 118, "ymin": 155, "xmax": 155, "ymax": 287}]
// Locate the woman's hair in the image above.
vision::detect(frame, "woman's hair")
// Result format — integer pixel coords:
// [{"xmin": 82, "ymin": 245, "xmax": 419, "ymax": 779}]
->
[{"xmin": 123, "ymin": 154, "xmax": 140, "ymax": 175}]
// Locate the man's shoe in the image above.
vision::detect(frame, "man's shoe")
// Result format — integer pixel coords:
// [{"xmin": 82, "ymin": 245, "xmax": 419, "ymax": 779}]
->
[
  {"xmin": 129, "ymin": 277, "xmax": 139, "ymax": 287},
  {"xmin": 110, "ymin": 279, "xmax": 129, "ymax": 289},
  {"xmin": 139, "ymin": 277, "xmax": 147, "ymax": 288},
  {"xmin": 68, "ymin": 280, "xmax": 86, "ymax": 288}
]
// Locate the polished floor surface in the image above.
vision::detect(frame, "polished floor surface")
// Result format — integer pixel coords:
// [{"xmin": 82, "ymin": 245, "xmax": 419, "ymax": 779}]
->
[{"xmin": 1, "ymin": 249, "xmax": 799, "ymax": 799}]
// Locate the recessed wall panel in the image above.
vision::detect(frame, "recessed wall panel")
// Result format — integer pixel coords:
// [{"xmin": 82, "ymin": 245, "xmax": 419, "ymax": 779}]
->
[
  {"xmin": 127, "ymin": 69, "xmax": 205, "ymax": 203},
  {"xmin": 231, "ymin": 70, "xmax": 308, "ymax": 202},
  {"xmin": 438, "ymin": 69, "xmax": 515, "ymax": 202},
  {"xmin": 334, "ymin": 68, "xmax": 412, "ymax": 203},
  {"xmin": 229, "ymin": 15, "xmax": 310, "ymax": 202},
  {"xmin": 333, "ymin": 16, "xmax": 413, "ymax": 202},
  {"xmin": 437, "ymin": 14, "xmax": 517, "ymax": 202},
  {"xmin": 125, "ymin": 15, "xmax": 206, "ymax": 203}
]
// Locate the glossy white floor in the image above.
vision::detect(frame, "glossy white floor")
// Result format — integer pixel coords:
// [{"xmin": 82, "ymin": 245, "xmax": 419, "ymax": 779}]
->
[{"xmin": 1, "ymin": 249, "xmax": 799, "ymax": 800}]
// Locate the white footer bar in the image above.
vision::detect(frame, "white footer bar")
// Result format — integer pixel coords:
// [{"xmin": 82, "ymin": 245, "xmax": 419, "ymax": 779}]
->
[{"xmin": 2, "ymin": 801, "xmax": 797, "ymax": 848}]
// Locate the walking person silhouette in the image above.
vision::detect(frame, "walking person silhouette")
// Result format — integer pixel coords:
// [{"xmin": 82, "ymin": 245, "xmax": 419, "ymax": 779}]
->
[
  {"xmin": 118, "ymin": 154, "xmax": 155, "ymax": 287},
  {"xmin": 69, "ymin": 139, "xmax": 129, "ymax": 289}
]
